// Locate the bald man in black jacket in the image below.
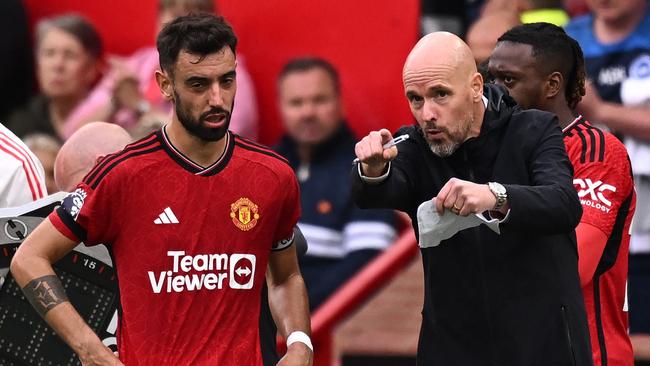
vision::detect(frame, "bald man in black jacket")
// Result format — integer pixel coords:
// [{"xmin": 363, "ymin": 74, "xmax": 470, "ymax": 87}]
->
[{"xmin": 352, "ymin": 32, "xmax": 590, "ymax": 366}]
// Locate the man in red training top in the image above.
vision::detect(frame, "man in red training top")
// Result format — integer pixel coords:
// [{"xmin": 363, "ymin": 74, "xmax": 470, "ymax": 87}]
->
[
  {"xmin": 11, "ymin": 14, "xmax": 312, "ymax": 366},
  {"xmin": 489, "ymin": 22, "xmax": 635, "ymax": 366}
]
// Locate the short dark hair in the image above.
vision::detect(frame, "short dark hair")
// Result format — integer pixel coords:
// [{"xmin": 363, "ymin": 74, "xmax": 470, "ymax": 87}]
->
[
  {"xmin": 278, "ymin": 57, "xmax": 340, "ymax": 93},
  {"xmin": 497, "ymin": 22, "xmax": 586, "ymax": 109},
  {"xmin": 36, "ymin": 14, "xmax": 103, "ymax": 59},
  {"xmin": 156, "ymin": 13, "xmax": 237, "ymax": 75}
]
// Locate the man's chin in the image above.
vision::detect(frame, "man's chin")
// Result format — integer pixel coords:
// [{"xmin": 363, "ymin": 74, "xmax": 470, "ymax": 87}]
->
[
  {"xmin": 189, "ymin": 126, "xmax": 228, "ymax": 142},
  {"xmin": 429, "ymin": 142, "xmax": 458, "ymax": 158}
]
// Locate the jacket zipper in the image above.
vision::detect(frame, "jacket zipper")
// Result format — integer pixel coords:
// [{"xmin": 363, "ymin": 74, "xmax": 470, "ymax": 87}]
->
[
  {"xmin": 561, "ymin": 305, "xmax": 578, "ymax": 366},
  {"xmin": 463, "ymin": 150, "xmax": 475, "ymax": 181},
  {"xmin": 464, "ymin": 149, "xmax": 497, "ymax": 364}
]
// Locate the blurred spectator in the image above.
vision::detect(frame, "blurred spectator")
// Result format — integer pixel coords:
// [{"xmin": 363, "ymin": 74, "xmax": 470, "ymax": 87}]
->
[
  {"xmin": 467, "ymin": 0, "xmax": 569, "ymax": 65},
  {"xmin": 0, "ymin": 0, "xmax": 34, "ymax": 123},
  {"xmin": 274, "ymin": 57, "xmax": 397, "ymax": 310},
  {"xmin": 467, "ymin": 10, "xmax": 521, "ymax": 64},
  {"xmin": 23, "ymin": 134, "xmax": 61, "ymax": 194},
  {"xmin": 6, "ymin": 14, "xmax": 102, "ymax": 142},
  {"xmin": 421, "ymin": 1, "xmax": 468, "ymax": 36},
  {"xmin": 566, "ymin": 0, "xmax": 650, "ymax": 362},
  {"xmin": 65, "ymin": 0, "xmax": 259, "ymax": 140},
  {"xmin": 480, "ymin": 0, "xmax": 527, "ymax": 16},
  {"xmin": 564, "ymin": 0, "xmax": 590, "ymax": 17},
  {"xmin": 54, "ymin": 122, "xmax": 132, "ymax": 192},
  {"xmin": 520, "ymin": 0, "xmax": 570, "ymax": 26},
  {"xmin": 0, "ymin": 123, "xmax": 47, "ymax": 208}
]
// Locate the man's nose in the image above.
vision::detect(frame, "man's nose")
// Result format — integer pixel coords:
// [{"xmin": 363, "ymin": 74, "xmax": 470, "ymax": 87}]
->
[
  {"xmin": 209, "ymin": 85, "xmax": 225, "ymax": 107},
  {"xmin": 422, "ymin": 99, "xmax": 439, "ymax": 122},
  {"xmin": 298, "ymin": 102, "xmax": 317, "ymax": 120}
]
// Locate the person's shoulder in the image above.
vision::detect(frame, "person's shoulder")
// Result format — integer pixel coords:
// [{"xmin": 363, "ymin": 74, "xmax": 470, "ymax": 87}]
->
[
  {"xmin": 637, "ymin": 8, "xmax": 650, "ymax": 34},
  {"xmin": 510, "ymin": 108, "xmax": 558, "ymax": 129},
  {"xmin": 565, "ymin": 14, "xmax": 593, "ymax": 38},
  {"xmin": 5, "ymin": 96, "xmax": 48, "ymax": 134},
  {"xmin": 0, "ymin": 123, "xmax": 22, "ymax": 143},
  {"xmin": 80, "ymin": 132, "xmax": 163, "ymax": 189},
  {"xmin": 564, "ymin": 119, "xmax": 630, "ymax": 166},
  {"xmin": 0, "ymin": 123, "xmax": 40, "ymax": 169},
  {"xmin": 233, "ymin": 134, "xmax": 293, "ymax": 174}
]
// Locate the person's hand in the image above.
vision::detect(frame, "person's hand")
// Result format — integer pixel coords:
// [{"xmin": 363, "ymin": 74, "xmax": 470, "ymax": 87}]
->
[
  {"xmin": 435, "ymin": 178, "xmax": 497, "ymax": 216},
  {"xmin": 106, "ymin": 57, "xmax": 136, "ymax": 87},
  {"xmin": 106, "ymin": 56, "xmax": 144, "ymax": 111},
  {"xmin": 354, "ymin": 129, "xmax": 398, "ymax": 177},
  {"xmin": 277, "ymin": 343, "xmax": 312, "ymax": 366},
  {"xmin": 113, "ymin": 78, "xmax": 144, "ymax": 111},
  {"xmin": 79, "ymin": 344, "xmax": 124, "ymax": 366}
]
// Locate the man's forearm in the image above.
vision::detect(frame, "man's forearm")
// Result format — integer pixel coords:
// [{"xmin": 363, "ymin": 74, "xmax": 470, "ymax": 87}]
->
[
  {"xmin": 11, "ymin": 254, "xmax": 107, "ymax": 359},
  {"xmin": 268, "ymin": 272, "xmax": 311, "ymax": 338},
  {"xmin": 597, "ymin": 102, "xmax": 650, "ymax": 141},
  {"xmin": 22, "ymin": 274, "xmax": 68, "ymax": 317}
]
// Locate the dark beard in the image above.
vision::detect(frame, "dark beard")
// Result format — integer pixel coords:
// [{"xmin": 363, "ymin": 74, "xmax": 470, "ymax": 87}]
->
[{"xmin": 174, "ymin": 90, "xmax": 231, "ymax": 142}]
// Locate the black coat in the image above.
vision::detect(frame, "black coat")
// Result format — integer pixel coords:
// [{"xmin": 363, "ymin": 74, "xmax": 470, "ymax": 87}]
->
[{"xmin": 351, "ymin": 85, "xmax": 592, "ymax": 366}]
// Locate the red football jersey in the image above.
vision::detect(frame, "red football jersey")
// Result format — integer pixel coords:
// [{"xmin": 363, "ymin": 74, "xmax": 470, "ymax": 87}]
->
[
  {"xmin": 563, "ymin": 116, "xmax": 635, "ymax": 366},
  {"xmin": 50, "ymin": 129, "xmax": 300, "ymax": 365}
]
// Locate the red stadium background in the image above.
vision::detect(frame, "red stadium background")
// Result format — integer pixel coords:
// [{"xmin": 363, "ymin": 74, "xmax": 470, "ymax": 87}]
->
[{"xmin": 23, "ymin": 0, "xmax": 420, "ymax": 145}]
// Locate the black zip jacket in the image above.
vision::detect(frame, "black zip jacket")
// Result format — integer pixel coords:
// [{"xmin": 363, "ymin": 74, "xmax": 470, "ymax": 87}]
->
[{"xmin": 351, "ymin": 84, "xmax": 592, "ymax": 366}]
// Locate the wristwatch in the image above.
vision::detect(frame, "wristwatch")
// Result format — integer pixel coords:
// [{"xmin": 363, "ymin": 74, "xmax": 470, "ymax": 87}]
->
[{"xmin": 488, "ymin": 182, "xmax": 507, "ymax": 210}]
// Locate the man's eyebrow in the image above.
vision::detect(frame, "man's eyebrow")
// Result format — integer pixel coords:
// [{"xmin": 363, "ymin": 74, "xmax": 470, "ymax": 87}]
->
[
  {"xmin": 406, "ymin": 90, "xmax": 421, "ymax": 98},
  {"xmin": 428, "ymin": 84, "xmax": 451, "ymax": 91},
  {"xmin": 185, "ymin": 76, "xmax": 210, "ymax": 83},
  {"xmin": 221, "ymin": 70, "xmax": 236, "ymax": 78}
]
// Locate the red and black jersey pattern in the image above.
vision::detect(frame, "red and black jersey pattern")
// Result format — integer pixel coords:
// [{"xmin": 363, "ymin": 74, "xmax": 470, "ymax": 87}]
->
[
  {"xmin": 49, "ymin": 127, "xmax": 300, "ymax": 365},
  {"xmin": 563, "ymin": 116, "xmax": 635, "ymax": 366},
  {"xmin": 563, "ymin": 116, "xmax": 606, "ymax": 164}
]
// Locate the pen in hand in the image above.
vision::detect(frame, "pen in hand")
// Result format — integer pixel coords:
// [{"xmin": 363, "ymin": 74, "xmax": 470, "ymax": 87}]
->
[{"xmin": 353, "ymin": 134, "xmax": 410, "ymax": 164}]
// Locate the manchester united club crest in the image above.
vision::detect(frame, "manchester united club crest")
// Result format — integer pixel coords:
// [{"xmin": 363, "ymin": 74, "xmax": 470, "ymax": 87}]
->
[{"xmin": 230, "ymin": 198, "xmax": 260, "ymax": 231}]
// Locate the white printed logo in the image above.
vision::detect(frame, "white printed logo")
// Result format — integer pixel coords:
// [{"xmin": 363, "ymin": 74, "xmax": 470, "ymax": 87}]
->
[
  {"xmin": 62, "ymin": 188, "xmax": 88, "ymax": 220},
  {"xmin": 573, "ymin": 178, "xmax": 617, "ymax": 213},
  {"xmin": 598, "ymin": 65, "xmax": 627, "ymax": 86},
  {"xmin": 629, "ymin": 54, "xmax": 650, "ymax": 79},
  {"xmin": 154, "ymin": 207, "xmax": 179, "ymax": 224},
  {"xmin": 229, "ymin": 254, "xmax": 256, "ymax": 289},
  {"xmin": 147, "ymin": 251, "xmax": 256, "ymax": 293}
]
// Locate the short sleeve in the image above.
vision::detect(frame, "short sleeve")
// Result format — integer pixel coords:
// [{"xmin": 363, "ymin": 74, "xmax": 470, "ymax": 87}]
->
[
  {"xmin": 272, "ymin": 171, "xmax": 301, "ymax": 251},
  {"xmin": 571, "ymin": 139, "xmax": 634, "ymax": 237},
  {"xmin": 49, "ymin": 177, "xmax": 117, "ymax": 246}
]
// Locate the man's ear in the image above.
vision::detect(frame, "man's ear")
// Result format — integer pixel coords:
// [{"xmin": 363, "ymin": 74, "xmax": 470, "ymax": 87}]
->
[
  {"xmin": 545, "ymin": 71, "xmax": 563, "ymax": 99},
  {"xmin": 155, "ymin": 70, "xmax": 174, "ymax": 101},
  {"xmin": 471, "ymin": 72, "xmax": 484, "ymax": 102}
]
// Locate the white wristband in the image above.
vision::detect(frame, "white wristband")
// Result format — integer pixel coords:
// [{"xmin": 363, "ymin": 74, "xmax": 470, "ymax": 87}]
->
[{"xmin": 286, "ymin": 331, "xmax": 313, "ymax": 351}]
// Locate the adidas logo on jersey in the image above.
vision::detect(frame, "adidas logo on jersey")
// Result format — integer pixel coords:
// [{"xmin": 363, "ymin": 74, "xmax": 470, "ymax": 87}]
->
[
  {"xmin": 154, "ymin": 207, "xmax": 179, "ymax": 224},
  {"xmin": 148, "ymin": 251, "xmax": 256, "ymax": 293}
]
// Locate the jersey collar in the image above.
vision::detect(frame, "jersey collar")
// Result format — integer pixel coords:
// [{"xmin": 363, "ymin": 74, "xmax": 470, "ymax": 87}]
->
[
  {"xmin": 562, "ymin": 115, "xmax": 584, "ymax": 133},
  {"xmin": 158, "ymin": 126, "xmax": 234, "ymax": 176}
]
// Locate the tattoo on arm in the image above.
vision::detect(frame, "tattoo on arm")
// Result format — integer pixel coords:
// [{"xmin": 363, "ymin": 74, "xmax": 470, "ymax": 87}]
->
[{"xmin": 22, "ymin": 275, "xmax": 69, "ymax": 318}]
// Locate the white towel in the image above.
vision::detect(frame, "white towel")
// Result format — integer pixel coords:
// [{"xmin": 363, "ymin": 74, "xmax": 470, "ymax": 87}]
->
[{"xmin": 416, "ymin": 200, "xmax": 501, "ymax": 248}]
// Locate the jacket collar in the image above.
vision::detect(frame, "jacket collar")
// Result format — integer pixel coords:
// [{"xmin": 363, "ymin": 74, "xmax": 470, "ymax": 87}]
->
[{"xmin": 274, "ymin": 122, "xmax": 356, "ymax": 166}]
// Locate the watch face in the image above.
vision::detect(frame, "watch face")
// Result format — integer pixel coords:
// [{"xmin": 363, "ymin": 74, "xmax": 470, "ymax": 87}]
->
[{"xmin": 491, "ymin": 182, "xmax": 506, "ymax": 194}]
